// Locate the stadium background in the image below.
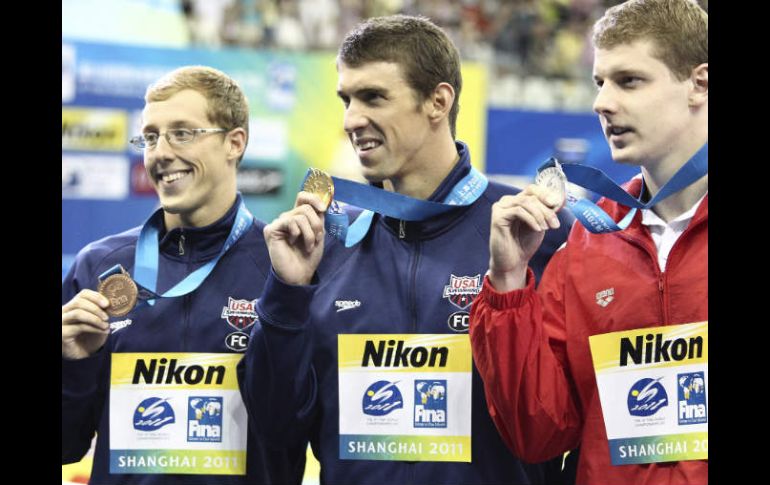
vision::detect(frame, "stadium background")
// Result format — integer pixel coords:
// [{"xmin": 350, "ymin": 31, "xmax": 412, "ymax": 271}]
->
[{"xmin": 63, "ymin": 0, "xmax": 707, "ymax": 483}]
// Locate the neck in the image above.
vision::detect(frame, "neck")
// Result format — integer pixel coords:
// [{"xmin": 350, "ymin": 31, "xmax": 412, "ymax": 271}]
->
[
  {"xmin": 163, "ymin": 192, "xmax": 237, "ymax": 231},
  {"xmin": 390, "ymin": 137, "xmax": 459, "ymax": 200},
  {"xmin": 642, "ymin": 141, "xmax": 708, "ymax": 223}
]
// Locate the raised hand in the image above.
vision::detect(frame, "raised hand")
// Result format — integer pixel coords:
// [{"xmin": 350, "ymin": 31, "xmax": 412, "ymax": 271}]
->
[
  {"xmin": 263, "ymin": 191, "xmax": 327, "ymax": 285},
  {"xmin": 489, "ymin": 185, "xmax": 562, "ymax": 292},
  {"xmin": 62, "ymin": 290, "xmax": 111, "ymax": 360}
]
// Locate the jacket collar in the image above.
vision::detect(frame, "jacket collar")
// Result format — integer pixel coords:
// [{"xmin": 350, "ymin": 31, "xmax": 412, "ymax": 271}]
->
[
  {"xmin": 604, "ymin": 177, "xmax": 708, "ymax": 240},
  {"xmin": 381, "ymin": 141, "xmax": 474, "ymax": 241},
  {"xmin": 158, "ymin": 193, "xmax": 245, "ymax": 261}
]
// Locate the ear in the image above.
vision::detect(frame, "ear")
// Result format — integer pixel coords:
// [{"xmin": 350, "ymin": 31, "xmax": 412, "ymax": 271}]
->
[
  {"xmin": 689, "ymin": 63, "xmax": 708, "ymax": 107},
  {"xmin": 426, "ymin": 82, "xmax": 455, "ymax": 125},
  {"xmin": 225, "ymin": 127, "xmax": 248, "ymax": 165}
]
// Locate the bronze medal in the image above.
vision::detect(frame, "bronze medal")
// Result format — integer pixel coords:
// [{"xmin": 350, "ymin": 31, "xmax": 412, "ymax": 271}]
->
[
  {"xmin": 302, "ymin": 168, "xmax": 334, "ymax": 210},
  {"xmin": 98, "ymin": 270, "xmax": 139, "ymax": 317}
]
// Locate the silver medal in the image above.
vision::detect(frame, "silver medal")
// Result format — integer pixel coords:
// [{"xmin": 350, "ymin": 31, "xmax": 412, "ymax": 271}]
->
[{"xmin": 535, "ymin": 161, "xmax": 567, "ymax": 208}]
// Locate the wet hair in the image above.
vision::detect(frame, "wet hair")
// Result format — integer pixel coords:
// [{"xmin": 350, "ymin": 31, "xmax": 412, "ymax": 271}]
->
[{"xmin": 338, "ymin": 15, "xmax": 462, "ymax": 138}]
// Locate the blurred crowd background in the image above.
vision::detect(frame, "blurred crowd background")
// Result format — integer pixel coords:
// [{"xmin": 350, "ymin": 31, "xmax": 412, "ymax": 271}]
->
[{"xmin": 186, "ymin": 0, "xmax": 646, "ymax": 110}]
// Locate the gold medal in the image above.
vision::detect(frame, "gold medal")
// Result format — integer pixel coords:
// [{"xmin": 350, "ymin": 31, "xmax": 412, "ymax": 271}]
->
[
  {"xmin": 98, "ymin": 268, "xmax": 139, "ymax": 317},
  {"xmin": 302, "ymin": 168, "xmax": 334, "ymax": 210}
]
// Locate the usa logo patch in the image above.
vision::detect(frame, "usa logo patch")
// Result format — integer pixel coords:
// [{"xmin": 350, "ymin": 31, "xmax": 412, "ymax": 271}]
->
[
  {"xmin": 443, "ymin": 274, "xmax": 481, "ymax": 310},
  {"xmin": 221, "ymin": 297, "xmax": 258, "ymax": 330}
]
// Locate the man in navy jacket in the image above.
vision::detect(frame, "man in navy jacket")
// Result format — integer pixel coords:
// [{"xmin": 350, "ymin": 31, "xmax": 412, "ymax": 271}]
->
[
  {"xmin": 62, "ymin": 66, "xmax": 305, "ymax": 485},
  {"xmin": 239, "ymin": 16, "xmax": 572, "ymax": 485}
]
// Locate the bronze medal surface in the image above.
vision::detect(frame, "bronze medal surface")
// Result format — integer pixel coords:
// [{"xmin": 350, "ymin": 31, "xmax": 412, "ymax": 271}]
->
[{"xmin": 98, "ymin": 272, "xmax": 138, "ymax": 317}]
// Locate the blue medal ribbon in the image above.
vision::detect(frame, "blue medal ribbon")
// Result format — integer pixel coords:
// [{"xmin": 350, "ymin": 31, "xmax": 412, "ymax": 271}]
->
[
  {"xmin": 99, "ymin": 199, "xmax": 254, "ymax": 308},
  {"xmin": 305, "ymin": 167, "xmax": 488, "ymax": 247},
  {"xmin": 540, "ymin": 143, "xmax": 708, "ymax": 234}
]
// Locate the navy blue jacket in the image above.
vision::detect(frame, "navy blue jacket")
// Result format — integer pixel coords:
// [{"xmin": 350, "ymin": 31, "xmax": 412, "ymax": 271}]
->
[
  {"xmin": 239, "ymin": 145, "xmax": 573, "ymax": 485},
  {"xmin": 62, "ymin": 195, "xmax": 306, "ymax": 485}
]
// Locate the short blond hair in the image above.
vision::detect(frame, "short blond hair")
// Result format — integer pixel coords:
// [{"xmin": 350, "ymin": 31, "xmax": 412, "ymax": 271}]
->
[
  {"xmin": 593, "ymin": 0, "xmax": 707, "ymax": 81},
  {"xmin": 146, "ymin": 66, "xmax": 249, "ymax": 162}
]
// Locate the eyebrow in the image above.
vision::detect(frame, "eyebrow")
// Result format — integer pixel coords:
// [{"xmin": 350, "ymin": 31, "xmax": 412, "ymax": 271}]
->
[
  {"xmin": 141, "ymin": 120, "xmax": 195, "ymax": 132},
  {"xmin": 594, "ymin": 68, "xmax": 646, "ymax": 81},
  {"xmin": 336, "ymin": 86, "xmax": 389, "ymax": 99}
]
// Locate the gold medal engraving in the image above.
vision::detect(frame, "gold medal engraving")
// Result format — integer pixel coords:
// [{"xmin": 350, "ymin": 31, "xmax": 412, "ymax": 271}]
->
[{"xmin": 302, "ymin": 168, "xmax": 334, "ymax": 210}]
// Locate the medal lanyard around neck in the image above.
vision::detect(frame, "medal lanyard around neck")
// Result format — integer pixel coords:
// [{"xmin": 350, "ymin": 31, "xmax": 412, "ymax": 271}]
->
[
  {"xmin": 541, "ymin": 143, "xmax": 708, "ymax": 234},
  {"xmin": 99, "ymin": 201, "xmax": 254, "ymax": 306},
  {"xmin": 315, "ymin": 167, "xmax": 488, "ymax": 247}
]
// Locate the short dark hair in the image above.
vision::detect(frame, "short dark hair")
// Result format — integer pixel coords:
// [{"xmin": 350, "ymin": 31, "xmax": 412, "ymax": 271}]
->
[
  {"xmin": 593, "ymin": 0, "xmax": 707, "ymax": 81},
  {"xmin": 338, "ymin": 15, "xmax": 462, "ymax": 138}
]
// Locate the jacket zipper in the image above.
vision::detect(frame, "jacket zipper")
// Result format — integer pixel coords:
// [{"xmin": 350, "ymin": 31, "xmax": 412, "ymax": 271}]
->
[
  {"xmin": 409, "ymin": 242, "xmax": 422, "ymax": 333},
  {"xmin": 657, "ymin": 210, "xmax": 706, "ymax": 325},
  {"xmin": 406, "ymin": 220, "xmax": 422, "ymax": 478},
  {"xmin": 182, "ymin": 233, "xmax": 192, "ymax": 351},
  {"xmin": 658, "ymin": 272, "xmax": 667, "ymax": 325},
  {"xmin": 618, "ymin": 231, "xmax": 667, "ymax": 324}
]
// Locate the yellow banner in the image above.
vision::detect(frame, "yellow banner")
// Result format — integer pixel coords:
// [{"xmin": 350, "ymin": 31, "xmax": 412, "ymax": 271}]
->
[
  {"xmin": 62, "ymin": 107, "xmax": 128, "ymax": 151},
  {"xmin": 111, "ymin": 353, "xmax": 243, "ymax": 390},
  {"xmin": 590, "ymin": 321, "xmax": 708, "ymax": 374},
  {"xmin": 338, "ymin": 334, "xmax": 471, "ymax": 373}
]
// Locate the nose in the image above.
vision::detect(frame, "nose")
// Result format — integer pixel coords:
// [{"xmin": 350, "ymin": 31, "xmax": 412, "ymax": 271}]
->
[
  {"xmin": 592, "ymin": 84, "xmax": 617, "ymax": 116},
  {"xmin": 343, "ymin": 101, "xmax": 369, "ymax": 134},
  {"xmin": 149, "ymin": 133, "xmax": 176, "ymax": 162},
  {"xmin": 144, "ymin": 133, "xmax": 175, "ymax": 175}
]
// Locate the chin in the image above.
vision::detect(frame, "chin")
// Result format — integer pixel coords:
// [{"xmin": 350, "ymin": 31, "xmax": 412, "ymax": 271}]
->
[
  {"xmin": 359, "ymin": 168, "xmax": 386, "ymax": 184},
  {"xmin": 157, "ymin": 197, "xmax": 189, "ymax": 215},
  {"xmin": 609, "ymin": 148, "xmax": 643, "ymax": 167}
]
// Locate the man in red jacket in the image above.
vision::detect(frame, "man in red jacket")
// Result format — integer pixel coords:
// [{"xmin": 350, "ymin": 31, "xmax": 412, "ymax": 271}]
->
[{"xmin": 469, "ymin": 0, "xmax": 708, "ymax": 484}]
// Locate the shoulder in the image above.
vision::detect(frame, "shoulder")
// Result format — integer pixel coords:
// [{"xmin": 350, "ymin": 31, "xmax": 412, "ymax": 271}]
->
[
  {"xmin": 479, "ymin": 178, "xmax": 522, "ymax": 206},
  {"xmin": 228, "ymin": 217, "xmax": 271, "ymax": 276},
  {"xmin": 63, "ymin": 227, "xmax": 141, "ymax": 299},
  {"xmin": 75, "ymin": 227, "xmax": 141, "ymax": 270}
]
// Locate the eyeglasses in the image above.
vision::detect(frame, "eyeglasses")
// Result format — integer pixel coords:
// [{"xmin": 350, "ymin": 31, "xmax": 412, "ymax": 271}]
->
[{"xmin": 129, "ymin": 128, "xmax": 227, "ymax": 150}]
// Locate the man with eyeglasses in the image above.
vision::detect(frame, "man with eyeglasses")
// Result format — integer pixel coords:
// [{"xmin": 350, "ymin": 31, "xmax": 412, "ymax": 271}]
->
[{"xmin": 62, "ymin": 66, "xmax": 305, "ymax": 485}]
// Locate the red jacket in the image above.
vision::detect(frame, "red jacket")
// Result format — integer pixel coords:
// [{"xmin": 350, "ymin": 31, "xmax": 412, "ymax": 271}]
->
[{"xmin": 469, "ymin": 178, "xmax": 708, "ymax": 485}]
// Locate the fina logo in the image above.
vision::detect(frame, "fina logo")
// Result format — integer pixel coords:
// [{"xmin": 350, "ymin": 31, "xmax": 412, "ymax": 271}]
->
[
  {"xmin": 414, "ymin": 380, "xmax": 447, "ymax": 428},
  {"xmin": 187, "ymin": 397, "xmax": 223, "ymax": 442},
  {"xmin": 362, "ymin": 380, "xmax": 403, "ymax": 416},
  {"xmin": 627, "ymin": 377, "xmax": 668, "ymax": 417},
  {"xmin": 678, "ymin": 372, "xmax": 707, "ymax": 425},
  {"xmin": 133, "ymin": 397, "xmax": 175, "ymax": 431}
]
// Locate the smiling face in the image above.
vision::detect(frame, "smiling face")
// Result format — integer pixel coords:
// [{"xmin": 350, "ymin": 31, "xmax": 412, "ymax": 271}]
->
[
  {"xmin": 337, "ymin": 61, "xmax": 436, "ymax": 185},
  {"xmin": 142, "ymin": 89, "xmax": 241, "ymax": 228},
  {"xmin": 592, "ymin": 39, "xmax": 698, "ymax": 171}
]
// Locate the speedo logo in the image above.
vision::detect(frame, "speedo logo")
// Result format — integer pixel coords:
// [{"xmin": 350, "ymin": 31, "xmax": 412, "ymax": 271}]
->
[
  {"xmin": 620, "ymin": 333, "xmax": 704, "ymax": 367},
  {"xmin": 132, "ymin": 358, "xmax": 226, "ymax": 385},
  {"xmin": 110, "ymin": 318, "xmax": 133, "ymax": 333},
  {"xmin": 335, "ymin": 300, "xmax": 361, "ymax": 312},
  {"xmin": 361, "ymin": 339, "xmax": 448, "ymax": 368}
]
